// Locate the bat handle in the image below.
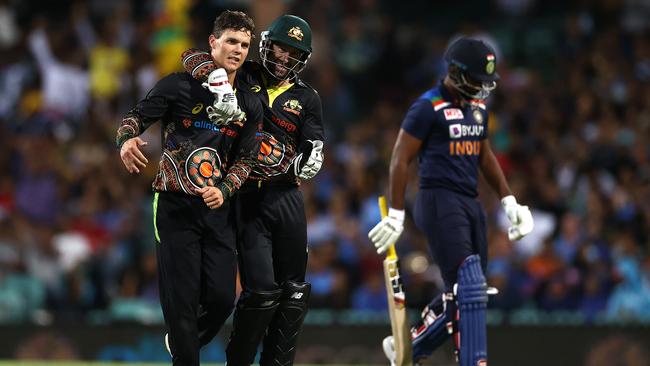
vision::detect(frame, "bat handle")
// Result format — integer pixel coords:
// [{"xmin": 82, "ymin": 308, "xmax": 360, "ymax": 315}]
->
[{"xmin": 378, "ymin": 196, "xmax": 398, "ymax": 258}]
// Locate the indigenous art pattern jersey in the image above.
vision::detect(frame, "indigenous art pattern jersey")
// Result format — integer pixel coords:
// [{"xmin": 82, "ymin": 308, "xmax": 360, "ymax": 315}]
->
[
  {"xmin": 116, "ymin": 72, "xmax": 262, "ymax": 197},
  {"xmin": 182, "ymin": 50, "xmax": 324, "ymax": 185},
  {"xmin": 237, "ymin": 61, "xmax": 324, "ymax": 183},
  {"xmin": 401, "ymin": 84, "xmax": 488, "ymax": 197}
]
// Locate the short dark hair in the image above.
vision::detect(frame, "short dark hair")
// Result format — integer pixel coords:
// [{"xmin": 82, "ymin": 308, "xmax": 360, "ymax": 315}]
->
[{"xmin": 212, "ymin": 10, "xmax": 255, "ymax": 39}]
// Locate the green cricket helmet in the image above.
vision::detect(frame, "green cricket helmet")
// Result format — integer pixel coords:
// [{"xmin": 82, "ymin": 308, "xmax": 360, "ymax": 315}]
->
[{"xmin": 260, "ymin": 14, "xmax": 312, "ymax": 80}]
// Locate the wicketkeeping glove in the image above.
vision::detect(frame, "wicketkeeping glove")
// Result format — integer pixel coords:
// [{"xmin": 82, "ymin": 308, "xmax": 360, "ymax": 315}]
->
[
  {"xmin": 293, "ymin": 140, "xmax": 324, "ymax": 179},
  {"xmin": 203, "ymin": 68, "xmax": 245, "ymax": 126},
  {"xmin": 501, "ymin": 195, "xmax": 534, "ymax": 240},
  {"xmin": 368, "ymin": 208, "xmax": 405, "ymax": 254}
]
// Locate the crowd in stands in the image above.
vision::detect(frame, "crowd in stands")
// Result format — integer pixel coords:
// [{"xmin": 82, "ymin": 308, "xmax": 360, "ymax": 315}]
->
[{"xmin": 0, "ymin": 0, "xmax": 649, "ymax": 324}]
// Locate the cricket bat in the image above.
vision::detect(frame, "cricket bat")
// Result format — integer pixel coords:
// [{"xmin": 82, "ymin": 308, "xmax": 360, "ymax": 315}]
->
[{"xmin": 378, "ymin": 196, "xmax": 412, "ymax": 366}]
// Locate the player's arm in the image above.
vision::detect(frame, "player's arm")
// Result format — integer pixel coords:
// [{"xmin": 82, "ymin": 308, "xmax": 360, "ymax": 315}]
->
[
  {"xmin": 479, "ymin": 138, "xmax": 534, "ymax": 240},
  {"xmin": 368, "ymin": 97, "xmax": 432, "ymax": 254},
  {"xmin": 367, "ymin": 129, "xmax": 422, "ymax": 254},
  {"xmin": 388, "ymin": 129, "xmax": 422, "ymax": 210},
  {"xmin": 293, "ymin": 92, "xmax": 325, "ymax": 179},
  {"xmin": 181, "ymin": 48, "xmax": 216, "ymax": 82},
  {"xmin": 116, "ymin": 74, "xmax": 178, "ymax": 173},
  {"xmin": 181, "ymin": 48, "xmax": 241, "ymax": 125},
  {"xmin": 478, "ymin": 139, "xmax": 511, "ymax": 198},
  {"xmin": 212, "ymin": 93, "xmax": 263, "ymax": 206}
]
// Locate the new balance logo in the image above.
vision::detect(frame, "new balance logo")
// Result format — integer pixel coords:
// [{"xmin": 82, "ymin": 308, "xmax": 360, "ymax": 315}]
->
[
  {"xmin": 221, "ymin": 93, "xmax": 236, "ymax": 103},
  {"xmin": 290, "ymin": 292, "xmax": 303, "ymax": 299}
]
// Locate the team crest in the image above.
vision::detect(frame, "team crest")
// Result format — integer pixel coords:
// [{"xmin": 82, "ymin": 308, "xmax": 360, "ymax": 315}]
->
[
  {"xmin": 283, "ymin": 99, "xmax": 303, "ymax": 116},
  {"xmin": 287, "ymin": 26, "xmax": 304, "ymax": 41},
  {"xmin": 485, "ymin": 54, "xmax": 495, "ymax": 74},
  {"xmin": 250, "ymin": 85, "xmax": 261, "ymax": 93},
  {"xmin": 473, "ymin": 109, "xmax": 484, "ymax": 124},
  {"xmin": 182, "ymin": 118, "xmax": 192, "ymax": 128}
]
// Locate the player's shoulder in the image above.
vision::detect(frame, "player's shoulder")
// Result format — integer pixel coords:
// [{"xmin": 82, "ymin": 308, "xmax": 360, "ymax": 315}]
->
[
  {"xmin": 235, "ymin": 61, "xmax": 263, "ymax": 91},
  {"xmin": 293, "ymin": 76, "xmax": 320, "ymax": 104},
  {"xmin": 418, "ymin": 87, "xmax": 452, "ymax": 112},
  {"xmin": 243, "ymin": 60, "xmax": 262, "ymax": 72},
  {"xmin": 236, "ymin": 87, "xmax": 261, "ymax": 109},
  {"xmin": 240, "ymin": 61, "xmax": 262, "ymax": 81},
  {"xmin": 157, "ymin": 72, "xmax": 184, "ymax": 83},
  {"xmin": 152, "ymin": 72, "xmax": 193, "ymax": 94},
  {"xmin": 469, "ymin": 99, "xmax": 487, "ymax": 110}
]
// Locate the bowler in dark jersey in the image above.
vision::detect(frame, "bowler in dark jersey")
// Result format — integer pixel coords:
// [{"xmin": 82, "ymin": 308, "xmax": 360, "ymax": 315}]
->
[
  {"xmin": 369, "ymin": 38, "xmax": 534, "ymax": 366},
  {"xmin": 117, "ymin": 11, "xmax": 262, "ymax": 366},
  {"xmin": 181, "ymin": 14, "xmax": 324, "ymax": 366}
]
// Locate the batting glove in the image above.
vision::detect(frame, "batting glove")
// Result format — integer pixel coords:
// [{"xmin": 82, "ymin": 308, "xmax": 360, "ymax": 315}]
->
[
  {"xmin": 294, "ymin": 140, "xmax": 324, "ymax": 179},
  {"xmin": 368, "ymin": 208, "xmax": 405, "ymax": 254},
  {"xmin": 501, "ymin": 195, "xmax": 534, "ymax": 240},
  {"xmin": 202, "ymin": 68, "xmax": 244, "ymax": 126}
]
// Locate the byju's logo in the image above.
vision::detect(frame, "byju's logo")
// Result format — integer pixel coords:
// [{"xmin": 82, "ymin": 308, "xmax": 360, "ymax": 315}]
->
[
  {"xmin": 449, "ymin": 124, "xmax": 484, "ymax": 139},
  {"xmin": 449, "ymin": 124, "xmax": 462, "ymax": 138}
]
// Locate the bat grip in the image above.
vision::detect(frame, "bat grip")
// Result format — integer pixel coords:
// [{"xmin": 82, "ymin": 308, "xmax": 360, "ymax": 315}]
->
[{"xmin": 378, "ymin": 196, "xmax": 398, "ymax": 258}]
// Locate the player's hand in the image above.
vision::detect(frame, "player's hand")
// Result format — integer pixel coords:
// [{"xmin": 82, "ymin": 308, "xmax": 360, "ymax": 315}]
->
[
  {"xmin": 368, "ymin": 208, "xmax": 405, "ymax": 254},
  {"xmin": 501, "ymin": 195, "xmax": 534, "ymax": 240},
  {"xmin": 295, "ymin": 140, "xmax": 324, "ymax": 179},
  {"xmin": 202, "ymin": 68, "xmax": 243, "ymax": 126},
  {"xmin": 120, "ymin": 137, "xmax": 148, "ymax": 174},
  {"xmin": 198, "ymin": 186, "xmax": 224, "ymax": 209}
]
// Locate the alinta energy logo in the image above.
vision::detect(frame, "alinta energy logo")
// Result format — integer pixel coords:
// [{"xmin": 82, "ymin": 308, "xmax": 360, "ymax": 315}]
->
[{"xmin": 183, "ymin": 119, "xmax": 238, "ymax": 137}]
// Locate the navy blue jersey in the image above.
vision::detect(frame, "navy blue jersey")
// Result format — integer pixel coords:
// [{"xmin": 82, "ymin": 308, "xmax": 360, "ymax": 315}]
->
[{"xmin": 401, "ymin": 84, "xmax": 488, "ymax": 197}]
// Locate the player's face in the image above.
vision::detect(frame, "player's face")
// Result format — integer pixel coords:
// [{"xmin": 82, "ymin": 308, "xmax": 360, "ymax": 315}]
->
[
  {"xmin": 209, "ymin": 29, "xmax": 251, "ymax": 74},
  {"xmin": 268, "ymin": 42, "xmax": 304, "ymax": 79},
  {"xmin": 452, "ymin": 70, "xmax": 497, "ymax": 100}
]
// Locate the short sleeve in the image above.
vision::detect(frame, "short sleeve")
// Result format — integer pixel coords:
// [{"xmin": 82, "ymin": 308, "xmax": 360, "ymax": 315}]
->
[{"xmin": 401, "ymin": 98, "xmax": 436, "ymax": 141}]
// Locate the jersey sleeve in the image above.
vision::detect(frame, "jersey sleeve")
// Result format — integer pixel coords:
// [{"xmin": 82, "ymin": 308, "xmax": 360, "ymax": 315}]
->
[
  {"xmin": 400, "ymin": 98, "xmax": 436, "ymax": 141},
  {"xmin": 216, "ymin": 92, "xmax": 263, "ymax": 199},
  {"xmin": 181, "ymin": 48, "xmax": 215, "ymax": 83},
  {"xmin": 296, "ymin": 90, "xmax": 325, "ymax": 169},
  {"xmin": 116, "ymin": 73, "xmax": 179, "ymax": 148}
]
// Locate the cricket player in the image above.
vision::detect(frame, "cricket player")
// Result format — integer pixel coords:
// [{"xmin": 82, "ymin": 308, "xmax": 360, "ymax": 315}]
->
[
  {"xmin": 180, "ymin": 14, "xmax": 324, "ymax": 366},
  {"xmin": 117, "ymin": 11, "xmax": 263, "ymax": 366},
  {"xmin": 368, "ymin": 38, "xmax": 534, "ymax": 366}
]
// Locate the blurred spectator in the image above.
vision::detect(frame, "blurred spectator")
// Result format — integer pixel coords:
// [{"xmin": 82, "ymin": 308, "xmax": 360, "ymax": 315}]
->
[{"xmin": 0, "ymin": 0, "xmax": 648, "ymax": 324}]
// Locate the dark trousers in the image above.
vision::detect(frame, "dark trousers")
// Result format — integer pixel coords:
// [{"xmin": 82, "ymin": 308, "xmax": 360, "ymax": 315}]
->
[
  {"xmin": 234, "ymin": 183, "xmax": 308, "ymax": 290},
  {"xmin": 154, "ymin": 192, "xmax": 237, "ymax": 366},
  {"xmin": 413, "ymin": 188, "xmax": 488, "ymax": 290}
]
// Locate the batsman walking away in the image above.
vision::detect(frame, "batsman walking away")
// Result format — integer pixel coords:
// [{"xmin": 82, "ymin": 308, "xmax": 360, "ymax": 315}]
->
[{"xmin": 368, "ymin": 37, "xmax": 534, "ymax": 366}]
